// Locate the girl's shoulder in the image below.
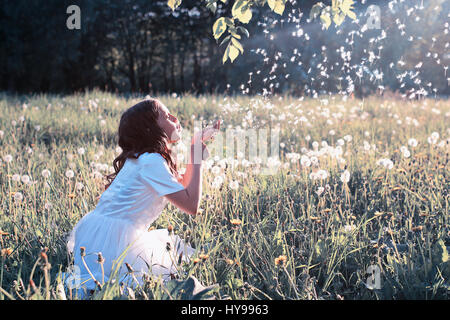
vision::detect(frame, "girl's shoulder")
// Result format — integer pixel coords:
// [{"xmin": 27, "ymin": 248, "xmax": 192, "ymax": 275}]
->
[{"xmin": 136, "ymin": 152, "xmax": 165, "ymax": 165}]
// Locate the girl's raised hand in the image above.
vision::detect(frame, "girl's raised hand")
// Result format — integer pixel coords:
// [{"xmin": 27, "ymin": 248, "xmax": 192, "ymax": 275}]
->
[{"xmin": 197, "ymin": 120, "xmax": 221, "ymax": 142}]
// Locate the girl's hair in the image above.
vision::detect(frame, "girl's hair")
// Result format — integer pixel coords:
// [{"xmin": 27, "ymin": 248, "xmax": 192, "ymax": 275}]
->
[{"xmin": 105, "ymin": 98, "xmax": 179, "ymax": 190}]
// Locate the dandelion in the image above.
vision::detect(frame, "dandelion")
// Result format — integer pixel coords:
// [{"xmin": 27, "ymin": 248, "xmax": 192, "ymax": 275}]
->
[
  {"xmin": 316, "ymin": 187, "xmax": 325, "ymax": 196},
  {"xmin": 211, "ymin": 166, "xmax": 221, "ymax": 175},
  {"xmin": 77, "ymin": 147, "xmax": 85, "ymax": 155},
  {"xmin": 44, "ymin": 202, "xmax": 53, "ymax": 210},
  {"xmin": 13, "ymin": 192, "xmax": 23, "ymax": 203},
  {"xmin": 274, "ymin": 255, "xmax": 287, "ymax": 266},
  {"xmin": 377, "ymin": 158, "xmax": 394, "ymax": 170},
  {"xmin": 212, "ymin": 175, "xmax": 223, "ymax": 188},
  {"xmin": 65, "ymin": 170, "xmax": 75, "ymax": 179},
  {"xmin": 3, "ymin": 154, "xmax": 13, "ymax": 163},
  {"xmin": 343, "ymin": 224, "xmax": 356, "ymax": 233},
  {"xmin": 343, "ymin": 135, "xmax": 353, "ymax": 142},
  {"xmin": 408, "ymin": 138, "xmax": 418, "ymax": 147},
  {"xmin": 300, "ymin": 155, "xmax": 311, "ymax": 167},
  {"xmin": 21, "ymin": 175, "xmax": 31, "ymax": 185},
  {"xmin": 0, "ymin": 130, "xmax": 4, "ymax": 139},
  {"xmin": 229, "ymin": 180, "xmax": 239, "ymax": 190},
  {"xmin": 340, "ymin": 170, "xmax": 351, "ymax": 183},
  {"xmin": 12, "ymin": 174, "xmax": 20, "ymax": 182},
  {"xmin": 316, "ymin": 169, "xmax": 329, "ymax": 180},
  {"xmin": 75, "ymin": 182, "xmax": 84, "ymax": 191},
  {"xmin": 427, "ymin": 132, "xmax": 439, "ymax": 144},
  {"xmin": 41, "ymin": 169, "xmax": 51, "ymax": 178}
]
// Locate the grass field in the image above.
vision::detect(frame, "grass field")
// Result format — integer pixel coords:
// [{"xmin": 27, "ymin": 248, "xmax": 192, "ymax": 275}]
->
[{"xmin": 0, "ymin": 90, "xmax": 449, "ymax": 300}]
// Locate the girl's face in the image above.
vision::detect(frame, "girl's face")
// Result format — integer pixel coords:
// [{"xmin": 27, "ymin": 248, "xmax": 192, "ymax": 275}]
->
[{"xmin": 156, "ymin": 102, "xmax": 182, "ymax": 143}]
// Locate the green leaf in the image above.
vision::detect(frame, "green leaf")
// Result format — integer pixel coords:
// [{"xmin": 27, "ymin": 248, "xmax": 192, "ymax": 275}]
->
[
  {"xmin": 219, "ymin": 34, "xmax": 232, "ymax": 47},
  {"xmin": 320, "ymin": 11, "xmax": 332, "ymax": 29},
  {"xmin": 310, "ymin": 2, "xmax": 324, "ymax": 20},
  {"xmin": 167, "ymin": 0, "xmax": 182, "ymax": 11},
  {"xmin": 267, "ymin": 0, "xmax": 285, "ymax": 16},
  {"xmin": 237, "ymin": 26, "xmax": 250, "ymax": 38},
  {"xmin": 340, "ymin": 0, "xmax": 356, "ymax": 20},
  {"xmin": 223, "ymin": 43, "xmax": 230, "ymax": 64},
  {"xmin": 213, "ymin": 17, "xmax": 227, "ymax": 40},
  {"xmin": 206, "ymin": 1, "xmax": 217, "ymax": 14},
  {"xmin": 333, "ymin": 11, "xmax": 346, "ymax": 26},
  {"xmin": 232, "ymin": 0, "xmax": 252, "ymax": 24},
  {"xmin": 228, "ymin": 43, "xmax": 240, "ymax": 63}
]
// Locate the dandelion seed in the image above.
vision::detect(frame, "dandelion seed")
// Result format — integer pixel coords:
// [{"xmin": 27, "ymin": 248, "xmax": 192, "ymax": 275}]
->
[
  {"xmin": 77, "ymin": 147, "xmax": 85, "ymax": 155},
  {"xmin": 12, "ymin": 174, "xmax": 20, "ymax": 182}
]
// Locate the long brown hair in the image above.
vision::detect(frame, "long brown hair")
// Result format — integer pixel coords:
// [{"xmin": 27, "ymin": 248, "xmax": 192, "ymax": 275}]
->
[{"xmin": 104, "ymin": 98, "xmax": 179, "ymax": 190}]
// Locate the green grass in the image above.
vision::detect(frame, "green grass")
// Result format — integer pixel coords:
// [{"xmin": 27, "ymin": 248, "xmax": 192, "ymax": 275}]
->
[{"xmin": 0, "ymin": 89, "xmax": 449, "ymax": 300}]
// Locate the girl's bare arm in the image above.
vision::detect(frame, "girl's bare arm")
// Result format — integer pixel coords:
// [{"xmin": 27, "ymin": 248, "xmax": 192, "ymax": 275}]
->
[{"xmin": 165, "ymin": 143, "xmax": 205, "ymax": 215}]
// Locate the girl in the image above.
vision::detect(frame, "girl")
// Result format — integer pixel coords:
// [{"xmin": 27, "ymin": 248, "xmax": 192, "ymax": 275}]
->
[{"xmin": 66, "ymin": 98, "xmax": 220, "ymax": 296}]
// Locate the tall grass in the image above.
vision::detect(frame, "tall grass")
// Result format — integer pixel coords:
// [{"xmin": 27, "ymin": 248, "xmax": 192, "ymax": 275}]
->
[{"xmin": 0, "ymin": 90, "xmax": 448, "ymax": 299}]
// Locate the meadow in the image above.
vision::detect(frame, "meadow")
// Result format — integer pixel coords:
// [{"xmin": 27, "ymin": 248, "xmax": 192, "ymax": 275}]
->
[{"xmin": 0, "ymin": 90, "xmax": 449, "ymax": 300}]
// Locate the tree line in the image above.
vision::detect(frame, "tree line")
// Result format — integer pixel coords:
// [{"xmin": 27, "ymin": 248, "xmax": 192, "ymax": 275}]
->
[{"xmin": 0, "ymin": 0, "xmax": 448, "ymax": 97}]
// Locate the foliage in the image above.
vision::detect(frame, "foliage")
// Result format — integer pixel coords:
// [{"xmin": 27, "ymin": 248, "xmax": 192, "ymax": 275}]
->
[{"xmin": 167, "ymin": 0, "xmax": 357, "ymax": 63}]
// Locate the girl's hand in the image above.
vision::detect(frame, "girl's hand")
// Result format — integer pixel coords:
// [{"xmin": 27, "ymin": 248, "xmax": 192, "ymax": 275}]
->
[{"xmin": 192, "ymin": 119, "xmax": 221, "ymax": 144}]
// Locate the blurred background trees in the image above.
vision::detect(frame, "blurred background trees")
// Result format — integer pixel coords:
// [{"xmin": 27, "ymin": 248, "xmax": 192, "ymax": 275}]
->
[{"xmin": 0, "ymin": 0, "xmax": 448, "ymax": 97}]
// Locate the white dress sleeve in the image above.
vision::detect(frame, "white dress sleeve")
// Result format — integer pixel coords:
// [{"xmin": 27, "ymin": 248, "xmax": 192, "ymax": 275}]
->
[{"xmin": 138, "ymin": 153, "xmax": 185, "ymax": 197}]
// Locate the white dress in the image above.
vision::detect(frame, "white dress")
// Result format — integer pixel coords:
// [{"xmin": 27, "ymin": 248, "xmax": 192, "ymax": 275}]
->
[{"xmin": 66, "ymin": 152, "xmax": 195, "ymax": 293}]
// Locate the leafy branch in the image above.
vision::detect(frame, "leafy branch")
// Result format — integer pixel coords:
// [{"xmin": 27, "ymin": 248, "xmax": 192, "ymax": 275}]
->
[{"xmin": 167, "ymin": 0, "xmax": 358, "ymax": 63}]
